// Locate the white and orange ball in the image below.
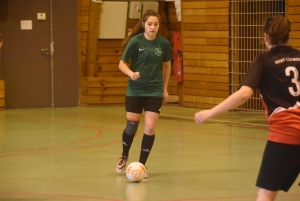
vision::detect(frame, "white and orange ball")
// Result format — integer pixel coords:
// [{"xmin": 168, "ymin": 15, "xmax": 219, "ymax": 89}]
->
[{"xmin": 126, "ymin": 162, "xmax": 146, "ymax": 182}]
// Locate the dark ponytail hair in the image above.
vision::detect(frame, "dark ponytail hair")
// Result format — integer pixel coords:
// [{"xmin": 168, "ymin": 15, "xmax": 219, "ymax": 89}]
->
[
  {"xmin": 0, "ymin": 33, "xmax": 2, "ymax": 44},
  {"xmin": 263, "ymin": 15, "xmax": 290, "ymax": 46},
  {"xmin": 122, "ymin": 10, "xmax": 161, "ymax": 48}
]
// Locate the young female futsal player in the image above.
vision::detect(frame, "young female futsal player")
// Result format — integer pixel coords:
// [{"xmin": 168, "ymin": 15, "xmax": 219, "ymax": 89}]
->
[
  {"xmin": 116, "ymin": 10, "xmax": 172, "ymax": 178},
  {"xmin": 195, "ymin": 15, "xmax": 300, "ymax": 201}
]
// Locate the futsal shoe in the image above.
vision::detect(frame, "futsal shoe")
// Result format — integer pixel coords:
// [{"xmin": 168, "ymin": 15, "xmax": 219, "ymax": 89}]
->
[
  {"xmin": 144, "ymin": 168, "xmax": 149, "ymax": 178},
  {"xmin": 116, "ymin": 155, "xmax": 128, "ymax": 173}
]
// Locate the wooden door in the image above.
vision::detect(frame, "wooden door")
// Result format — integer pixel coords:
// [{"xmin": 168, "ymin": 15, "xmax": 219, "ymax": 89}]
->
[
  {"xmin": 0, "ymin": 0, "xmax": 78, "ymax": 109},
  {"xmin": 0, "ymin": 0, "xmax": 51, "ymax": 108}
]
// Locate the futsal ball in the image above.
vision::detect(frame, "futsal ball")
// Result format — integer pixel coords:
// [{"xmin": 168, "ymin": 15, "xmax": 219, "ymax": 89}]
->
[{"xmin": 126, "ymin": 162, "xmax": 146, "ymax": 182}]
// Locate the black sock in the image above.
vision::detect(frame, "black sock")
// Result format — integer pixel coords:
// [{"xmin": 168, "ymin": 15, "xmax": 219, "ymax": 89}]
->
[
  {"xmin": 122, "ymin": 130, "xmax": 135, "ymax": 157},
  {"xmin": 139, "ymin": 134, "xmax": 155, "ymax": 165}
]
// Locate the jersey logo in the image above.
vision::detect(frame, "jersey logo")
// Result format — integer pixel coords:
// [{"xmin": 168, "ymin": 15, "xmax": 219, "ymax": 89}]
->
[
  {"xmin": 139, "ymin": 48, "xmax": 145, "ymax": 51},
  {"xmin": 155, "ymin": 48, "xmax": 162, "ymax": 56}
]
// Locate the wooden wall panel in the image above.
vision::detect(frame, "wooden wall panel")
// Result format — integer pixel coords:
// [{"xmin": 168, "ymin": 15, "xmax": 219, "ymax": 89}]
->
[
  {"xmin": 181, "ymin": 0, "xmax": 229, "ymax": 108},
  {"xmin": 287, "ymin": 0, "xmax": 300, "ymax": 50}
]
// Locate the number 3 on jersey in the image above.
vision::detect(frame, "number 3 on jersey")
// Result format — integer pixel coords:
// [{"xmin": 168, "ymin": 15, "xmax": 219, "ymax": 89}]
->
[{"xmin": 285, "ymin": 66, "xmax": 300, "ymax": 96}]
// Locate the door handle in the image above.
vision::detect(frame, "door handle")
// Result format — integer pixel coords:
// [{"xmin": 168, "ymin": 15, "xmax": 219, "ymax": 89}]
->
[{"xmin": 41, "ymin": 47, "xmax": 49, "ymax": 55}]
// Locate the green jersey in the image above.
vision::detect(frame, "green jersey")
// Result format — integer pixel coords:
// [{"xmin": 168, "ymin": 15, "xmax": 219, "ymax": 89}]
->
[{"xmin": 121, "ymin": 33, "xmax": 172, "ymax": 97}]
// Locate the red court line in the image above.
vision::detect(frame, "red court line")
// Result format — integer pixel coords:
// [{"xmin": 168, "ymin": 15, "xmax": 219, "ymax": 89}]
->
[
  {"xmin": 1, "ymin": 192, "xmax": 299, "ymax": 201},
  {"xmin": 0, "ymin": 140, "xmax": 122, "ymax": 158},
  {"xmin": 155, "ymin": 125, "xmax": 267, "ymax": 141},
  {"xmin": 17, "ymin": 116, "xmax": 104, "ymax": 149},
  {"xmin": 1, "ymin": 115, "xmax": 127, "ymax": 156},
  {"xmin": 0, "ymin": 192, "xmax": 122, "ymax": 201},
  {"xmin": 64, "ymin": 115, "xmax": 125, "ymax": 125},
  {"xmin": 0, "ymin": 132, "xmax": 139, "ymax": 158},
  {"xmin": 163, "ymin": 193, "xmax": 300, "ymax": 201},
  {"xmin": 65, "ymin": 115, "xmax": 267, "ymax": 141}
]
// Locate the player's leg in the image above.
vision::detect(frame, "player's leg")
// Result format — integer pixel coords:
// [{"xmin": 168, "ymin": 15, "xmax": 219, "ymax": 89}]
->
[
  {"xmin": 139, "ymin": 111, "xmax": 159, "ymax": 164},
  {"xmin": 139, "ymin": 97, "xmax": 162, "ymax": 177},
  {"xmin": 256, "ymin": 141, "xmax": 300, "ymax": 200},
  {"xmin": 116, "ymin": 97, "xmax": 143, "ymax": 173},
  {"xmin": 256, "ymin": 188, "xmax": 278, "ymax": 201}
]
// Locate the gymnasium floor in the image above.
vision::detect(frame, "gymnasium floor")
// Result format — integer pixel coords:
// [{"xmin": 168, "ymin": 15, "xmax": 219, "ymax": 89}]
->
[{"xmin": 0, "ymin": 105, "xmax": 299, "ymax": 201}]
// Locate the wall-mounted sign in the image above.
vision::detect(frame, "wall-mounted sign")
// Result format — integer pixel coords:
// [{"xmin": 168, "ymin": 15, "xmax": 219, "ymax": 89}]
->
[{"xmin": 21, "ymin": 20, "xmax": 32, "ymax": 30}]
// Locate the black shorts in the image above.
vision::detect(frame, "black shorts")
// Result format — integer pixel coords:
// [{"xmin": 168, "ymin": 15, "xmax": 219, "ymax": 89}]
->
[
  {"xmin": 125, "ymin": 96, "xmax": 163, "ymax": 114},
  {"xmin": 256, "ymin": 141, "xmax": 300, "ymax": 192}
]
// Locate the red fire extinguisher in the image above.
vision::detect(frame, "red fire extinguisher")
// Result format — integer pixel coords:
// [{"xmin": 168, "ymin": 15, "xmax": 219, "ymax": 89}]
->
[{"xmin": 175, "ymin": 50, "xmax": 183, "ymax": 82}]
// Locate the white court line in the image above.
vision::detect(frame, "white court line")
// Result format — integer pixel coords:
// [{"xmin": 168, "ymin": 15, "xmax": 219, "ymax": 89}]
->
[{"xmin": 160, "ymin": 114, "xmax": 269, "ymax": 127}]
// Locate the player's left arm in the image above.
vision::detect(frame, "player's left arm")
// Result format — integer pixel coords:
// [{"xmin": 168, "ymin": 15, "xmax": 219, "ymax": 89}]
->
[{"xmin": 162, "ymin": 60, "xmax": 171, "ymax": 103}]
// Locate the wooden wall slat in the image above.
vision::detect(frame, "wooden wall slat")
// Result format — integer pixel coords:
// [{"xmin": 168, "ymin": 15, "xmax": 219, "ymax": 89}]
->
[
  {"xmin": 97, "ymin": 40, "xmax": 123, "ymax": 48},
  {"xmin": 289, "ymin": 31, "xmax": 300, "ymax": 38},
  {"xmin": 184, "ymin": 52, "xmax": 228, "ymax": 60},
  {"xmin": 287, "ymin": 15, "xmax": 300, "ymax": 23},
  {"xmin": 184, "ymin": 45, "xmax": 228, "ymax": 53},
  {"xmin": 184, "ymin": 88, "xmax": 228, "ymax": 97},
  {"xmin": 184, "ymin": 81, "xmax": 228, "ymax": 90},
  {"xmin": 81, "ymin": 87, "xmax": 126, "ymax": 95},
  {"xmin": 97, "ymin": 56, "xmax": 122, "ymax": 64},
  {"xmin": 95, "ymin": 71, "xmax": 125, "ymax": 77},
  {"xmin": 80, "ymin": 77, "xmax": 128, "ymax": 87},
  {"xmin": 183, "ymin": 1, "xmax": 229, "ymax": 9},
  {"xmin": 183, "ymin": 16, "xmax": 228, "ymax": 23},
  {"xmin": 97, "ymin": 48, "xmax": 123, "ymax": 56},
  {"xmin": 0, "ymin": 80, "xmax": 4, "ymax": 108},
  {"xmin": 0, "ymin": 90, "xmax": 4, "ymax": 99},
  {"xmin": 183, "ymin": 102, "xmax": 216, "ymax": 109},
  {"xmin": 291, "ymin": 23, "xmax": 300, "ymax": 30},
  {"xmin": 0, "ymin": 80, "xmax": 4, "ymax": 90},
  {"xmin": 183, "ymin": 38, "xmax": 228, "ymax": 45},
  {"xmin": 183, "ymin": 23, "xmax": 228, "ymax": 31},
  {"xmin": 96, "ymin": 64, "xmax": 119, "ymax": 72},
  {"xmin": 184, "ymin": 59, "xmax": 228, "ymax": 68},
  {"xmin": 287, "ymin": 0, "xmax": 300, "ymax": 6},
  {"xmin": 287, "ymin": 7, "xmax": 300, "ymax": 14},
  {"xmin": 289, "ymin": 39, "xmax": 300, "ymax": 46},
  {"xmin": 184, "ymin": 95, "xmax": 225, "ymax": 105},
  {"xmin": 184, "ymin": 67, "xmax": 229, "ymax": 75},
  {"xmin": 183, "ymin": 8, "xmax": 228, "ymax": 15},
  {"xmin": 80, "ymin": 95, "xmax": 125, "ymax": 104},
  {"xmin": 184, "ymin": 74, "xmax": 229, "ymax": 83},
  {"xmin": 184, "ymin": 31, "xmax": 228, "ymax": 38}
]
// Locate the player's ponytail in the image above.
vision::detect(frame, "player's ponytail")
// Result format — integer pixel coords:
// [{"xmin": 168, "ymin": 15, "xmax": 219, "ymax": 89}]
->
[{"xmin": 263, "ymin": 15, "xmax": 290, "ymax": 46}]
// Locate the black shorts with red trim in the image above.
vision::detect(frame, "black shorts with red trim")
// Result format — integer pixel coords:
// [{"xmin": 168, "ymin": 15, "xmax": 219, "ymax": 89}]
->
[{"xmin": 256, "ymin": 141, "xmax": 300, "ymax": 192}]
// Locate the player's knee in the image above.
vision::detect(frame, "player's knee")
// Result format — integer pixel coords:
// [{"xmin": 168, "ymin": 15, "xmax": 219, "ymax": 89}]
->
[
  {"xmin": 144, "ymin": 124, "xmax": 155, "ymax": 135},
  {"xmin": 125, "ymin": 120, "xmax": 140, "ymax": 135}
]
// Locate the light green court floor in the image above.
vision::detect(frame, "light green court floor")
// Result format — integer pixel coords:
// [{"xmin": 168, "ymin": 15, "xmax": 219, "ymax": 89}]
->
[{"xmin": 0, "ymin": 106, "xmax": 299, "ymax": 201}]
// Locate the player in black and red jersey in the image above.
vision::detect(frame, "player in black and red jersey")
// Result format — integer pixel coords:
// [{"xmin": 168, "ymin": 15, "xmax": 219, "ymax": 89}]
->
[{"xmin": 195, "ymin": 15, "xmax": 300, "ymax": 201}]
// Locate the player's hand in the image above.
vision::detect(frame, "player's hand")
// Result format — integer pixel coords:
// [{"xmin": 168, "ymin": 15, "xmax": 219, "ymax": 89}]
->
[
  {"xmin": 163, "ymin": 90, "xmax": 169, "ymax": 104},
  {"xmin": 194, "ymin": 110, "xmax": 213, "ymax": 124},
  {"xmin": 130, "ymin": 72, "xmax": 140, "ymax": 81}
]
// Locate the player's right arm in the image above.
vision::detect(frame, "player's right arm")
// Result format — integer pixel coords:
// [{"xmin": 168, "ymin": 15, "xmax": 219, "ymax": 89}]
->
[
  {"xmin": 119, "ymin": 37, "xmax": 140, "ymax": 81},
  {"xmin": 195, "ymin": 86, "xmax": 253, "ymax": 124},
  {"xmin": 119, "ymin": 60, "xmax": 140, "ymax": 81}
]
